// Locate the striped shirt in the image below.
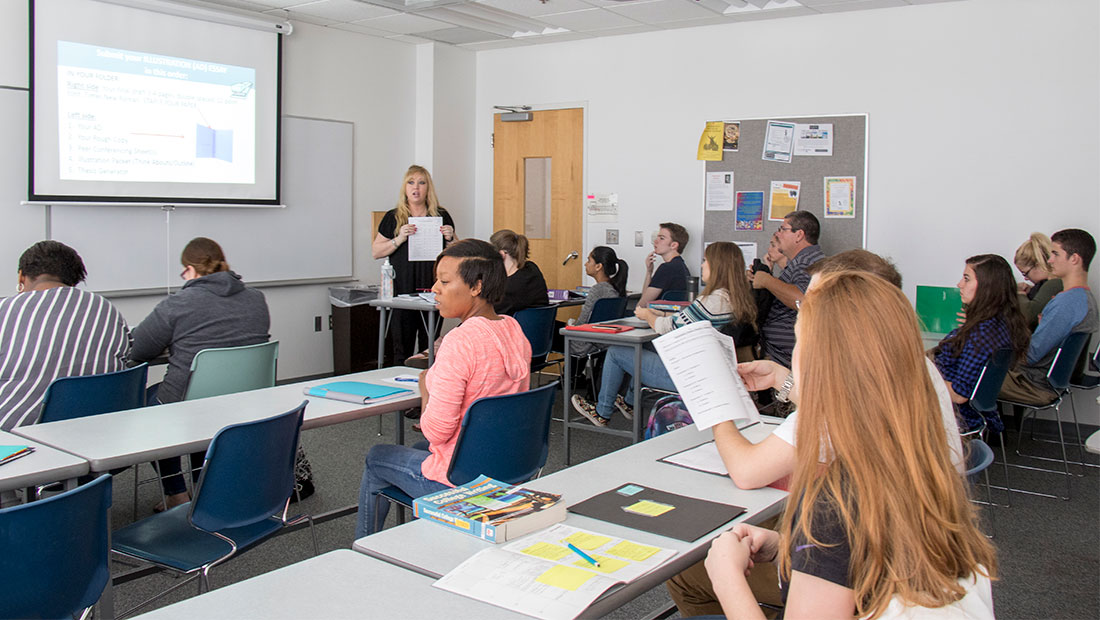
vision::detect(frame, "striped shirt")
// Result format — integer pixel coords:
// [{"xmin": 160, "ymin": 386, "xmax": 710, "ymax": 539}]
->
[
  {"xmin": 653, "ymin": 289, "xmax": 734, "ymax": 335},
  {"xmin": 761, "ymin": 244, "xmax": 825, "ymax": 367},
  {"xmin": 0, "ymin": 287, "xmax": 130, "ymax": 431}
]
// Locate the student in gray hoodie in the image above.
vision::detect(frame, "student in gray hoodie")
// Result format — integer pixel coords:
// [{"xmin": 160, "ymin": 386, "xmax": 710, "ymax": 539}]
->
[{"xmin": 131, "ymin": 237, "xmax": 270, "ymax": 510}]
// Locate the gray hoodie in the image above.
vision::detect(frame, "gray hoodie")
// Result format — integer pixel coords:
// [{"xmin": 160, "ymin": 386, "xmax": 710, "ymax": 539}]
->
[{"xmin": 131, "ymin": 271, "xmax": 270, "ymax": 404}]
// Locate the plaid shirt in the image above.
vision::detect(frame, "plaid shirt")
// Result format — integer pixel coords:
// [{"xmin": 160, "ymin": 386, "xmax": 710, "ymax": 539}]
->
[{"xmin": 933, "ymin": 317, "xmax": 1011, "ymax": 432}]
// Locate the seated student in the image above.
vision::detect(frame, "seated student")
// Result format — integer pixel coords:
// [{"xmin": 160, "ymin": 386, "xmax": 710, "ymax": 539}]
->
[
  {"xmin": 0, "ymin": 241, "xmax": 130, "ymax": 433},
  {"xmin": 571, "ymin": 242, "xmax": 755, "ymax": 427},
  {"xmin": 131, "ymin": 237, "xmax": 271, "ymax": 510},
  {"xmin": 1014, "ymin": 232, "xmax": 1063, "ymax": 330},
  {"xmin": 355, "ymin": 239, "xmax": 531, "ymax": 539},
  {"xmin": 931, "ymin": 254, "xmax": 1030, "ymax": 433},
  {"xmin": 638, "ymin": 222, "xmax": 691, "ymax": 308},
  {"xmin": 1000, "ymin": 228, "xmax": 1098, "ymax": 405},
  {"xmin": 570, "ymin": 246, "xmax": 629, "ymax": 357},
  {"xmin": 750, "ymin": 235, "xmax": 787, "ymax": 344},
  {"xmin": 704, "ymin": 272, "xmax": 996, "ymax": 620},
  {"xmin": 490, "ymin": 229, "xmax": 549, "ymax": 315},
  {"xmin": 666, "ymin": 250, "xmax": 964, "ymax": 618}
]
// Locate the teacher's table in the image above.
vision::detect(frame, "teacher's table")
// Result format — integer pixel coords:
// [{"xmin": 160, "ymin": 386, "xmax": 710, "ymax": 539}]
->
[
  {"xmin": 0, "ymin": 429, "xmax": 89, "ymax": 495},
  {"xmin": 12, "ymin": 367, "xmax": 422, "ymax": 474},
  {"xmin": 561, "ymin": 318, "xmax": 660, "ymax": 463},
  {"xmin": 369, "ymin": 295, "xmax": 439, "ymax": 367},
  {"xmin": 135, "ymin": 550, "xmax": 519, "ymax": 620},
  {"xmin": 353, "ymin": 419, "xmax": 787, "ymax": 619}
]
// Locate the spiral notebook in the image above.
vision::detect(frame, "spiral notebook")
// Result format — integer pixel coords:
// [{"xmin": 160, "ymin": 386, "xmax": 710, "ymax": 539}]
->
[{"xmin": 303, "ymin": 381, "xmax": 412, "ymax": 405}]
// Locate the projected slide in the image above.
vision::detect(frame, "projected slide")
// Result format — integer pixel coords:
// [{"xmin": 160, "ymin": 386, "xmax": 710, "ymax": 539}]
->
[{"xmin": 56, "ymin": 41, "xmax": 256, "ymax": 184}]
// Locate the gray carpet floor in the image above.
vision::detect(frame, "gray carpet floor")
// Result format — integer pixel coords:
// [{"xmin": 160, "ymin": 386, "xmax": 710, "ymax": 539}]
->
[{"xmin": 107, "ymin": 385, "xmax": 1099, "ymax": 619}]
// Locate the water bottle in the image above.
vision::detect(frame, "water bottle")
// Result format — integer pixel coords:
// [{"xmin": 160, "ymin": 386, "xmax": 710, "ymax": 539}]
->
[{"xmin": 380, "ymin": 258, "xmax": 395, "ymax": 301}]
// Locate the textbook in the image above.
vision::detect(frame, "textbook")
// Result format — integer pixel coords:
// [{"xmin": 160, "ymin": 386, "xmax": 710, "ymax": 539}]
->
[
  {"xmin": 648, "ymin": 301, "xmax": 690, "ymax": 312},
  {"xmin": 413, "ymin": 475, "xmax": 565, "ymax": 543},
  {"xmin": 302, "ymin": 381, "xmax": 412, "ymax": 404},
  {"xmin": 563, "ymin": 323, "xmax": 634, "ymax": 334},
  {"xmin": 0, "ymin": 445, "xmax": 35, "ymax": 466},
  {"xmin": 434, "ymin": 523, "xmax": 677, "ymax": 620},
  {"xmin": 651, "ymin": 321, "xmax": 759, "ymax": 430}
]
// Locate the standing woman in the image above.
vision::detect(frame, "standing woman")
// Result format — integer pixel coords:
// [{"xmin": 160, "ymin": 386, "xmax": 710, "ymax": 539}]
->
[
  {"xmin": 705, "ymin": 272, "xmax": 997, "ymax": 620},
  {"xmin": 932, "ymin": 254, "xmax": 1030, "ymax": 434},
  {"xmin": 490, "ymin": 229, "xmax": 549, "ymax": 315},
  {"xmin": 372, "ymin": 165, "xmax": 457, "ymax": 362},
  {"xmin": 131, "ymin": 237, "xmax": 272, "ymax": 510},
  {"xmin": 1014, "ymin": 232, "xmax": 1063, "ymax": 330}
]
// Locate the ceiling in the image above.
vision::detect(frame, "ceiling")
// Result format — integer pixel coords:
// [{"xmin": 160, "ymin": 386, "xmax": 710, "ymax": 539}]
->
[{"xmin": 192, "ymin": 0, "xmax": 963, "ymax": 51}]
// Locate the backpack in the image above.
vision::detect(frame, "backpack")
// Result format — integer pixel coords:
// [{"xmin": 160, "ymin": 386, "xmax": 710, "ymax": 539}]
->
[{"xmin": 644, "ymin": 394, "xmax": 693, "ymax": 439}]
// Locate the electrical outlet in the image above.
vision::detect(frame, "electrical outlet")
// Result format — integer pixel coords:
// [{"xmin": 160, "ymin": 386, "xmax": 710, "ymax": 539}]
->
[
  {"xmin": 314, "ymin": 316, "xmax": 322, "ymax": 332},
  {"xmin": 635, "ymin": 231, "xmax": 644, "ymax": 247},
  {"xmin": 606, "ymin": 229, "xmax": 619, "ymax": 245},
  {"xmin": 328, "ymin": 315, "xmax": 333, "ymax": 330}
]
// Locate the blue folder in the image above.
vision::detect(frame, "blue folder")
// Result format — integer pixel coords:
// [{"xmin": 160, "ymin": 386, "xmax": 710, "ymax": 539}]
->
[{"xmin": 303, "ymin": 381, "xmax": 412, "ymax": 405}]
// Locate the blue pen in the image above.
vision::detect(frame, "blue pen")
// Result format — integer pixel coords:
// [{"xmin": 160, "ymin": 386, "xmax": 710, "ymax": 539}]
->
[
  {"xmin": 566, "ymin": 543, "xmax": 601, "ymax": 568},
  {"xmin": 393, "ymin": 377, "xmax": 419, "ymax": 383}
]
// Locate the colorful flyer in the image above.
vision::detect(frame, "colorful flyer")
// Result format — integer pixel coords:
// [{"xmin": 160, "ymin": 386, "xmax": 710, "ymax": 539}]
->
[
  {"xmin": 735, "ymin": 191, "xmax": 764, "ymax": 231},
  {"xmin": 722, "ymin": 121, "xmax": 740, "ymax": 151},
  {"xmin": 762, "ymin": 120, "xmax": 795, "ymax": 163},
  {"xmin": 824, "ymin": 176, "xmax": 856, "ymax": 218},
  {"xmin": 768, "ymin": 181, "xmax": 800, "ymax": 221},
  {"xmin": 794, "ymin": 123, "xmax": 833, "ymax": 156},
  {"xmin": 697, "ymin": 121, "xmax": 724, "ymax": 161}
]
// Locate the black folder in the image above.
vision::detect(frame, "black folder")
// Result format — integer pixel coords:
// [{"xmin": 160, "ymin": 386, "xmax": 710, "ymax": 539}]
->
[{"xmin": 567, "ymin": 483, "xmax": 745, "ymax": 542}]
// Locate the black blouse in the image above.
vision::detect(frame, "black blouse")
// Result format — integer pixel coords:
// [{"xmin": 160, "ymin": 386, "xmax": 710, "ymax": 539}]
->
[{"xmin": 377, "ymin": 207, "xmax": 455, "ymax": 295}]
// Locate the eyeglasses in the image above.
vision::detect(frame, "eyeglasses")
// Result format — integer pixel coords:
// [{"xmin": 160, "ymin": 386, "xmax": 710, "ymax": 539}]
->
[
  {"xmin": 778, "ymin": 225, "xmax": 794, "ymax": 234},
  {"xmin": 180, "ymin": 267, "xmax": 190, "ymax": 280},
  {"xmin": 1017, "ymin": 265, "xmax": 1034, "ymax": 278}
]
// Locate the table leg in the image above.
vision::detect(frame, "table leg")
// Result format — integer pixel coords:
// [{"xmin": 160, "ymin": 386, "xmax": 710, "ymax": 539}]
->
[
  {"xmin": 563, "ymin": 334, "xmax": 573, "ymax": 466},
  {"xmin": 98, "ymin": 508, "xmax": 116, "ymax": 620},
  {"xmin": 394, "ymin": 410, "xmax": 405, "ymax": 446},
  {"xmin": 426, "ymin": 311, "xmax": 437, "ymax": 366},
  {"xmin": 376, "ymin": 307, "xmax": 388, "ymax": 370},
  {"xmin": 633, "ymin": 343, "xmax": 643, "ymax": 444}
]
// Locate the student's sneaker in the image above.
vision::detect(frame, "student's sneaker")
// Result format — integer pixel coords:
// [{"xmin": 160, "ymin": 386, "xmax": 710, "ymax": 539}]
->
[
  {"xmin": 571, "ymin": 395, "xmax": 609, "ymax": 427},
  {"xmin": 614, "ymin": 395, "xmax": 634, "ymax": 420}
]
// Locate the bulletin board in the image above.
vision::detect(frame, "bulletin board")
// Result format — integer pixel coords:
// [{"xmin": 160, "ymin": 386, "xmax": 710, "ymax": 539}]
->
[{"xmin": 702, "ymin": 114, "xmax": 867, "ymax": 259}]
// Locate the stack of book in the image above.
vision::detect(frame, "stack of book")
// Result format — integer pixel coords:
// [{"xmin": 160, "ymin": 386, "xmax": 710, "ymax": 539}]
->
[
  {"xmin": 0, "ymin": 445, "xmax": 35, "ymax": 466},
  {"xmin": 414, "ymin": 475, "xmax": 566, "ymax": 543}
]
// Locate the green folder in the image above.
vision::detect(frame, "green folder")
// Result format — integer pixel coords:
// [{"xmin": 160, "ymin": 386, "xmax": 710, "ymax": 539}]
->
[{"xmin": 915, "ymin": 286, "xmax": 962, "ymax": 335}]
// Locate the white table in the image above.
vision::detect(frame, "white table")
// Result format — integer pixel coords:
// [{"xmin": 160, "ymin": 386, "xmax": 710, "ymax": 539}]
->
[
  {"xmin": 561, "ymin": 319, "xmax": 661, "ymax": 462},
  {"xmin": 369, "ymin": 295, "xmax": 440, "ymax": 367},
  {"xmin": 12, "ymin": 367, "xmax": 422, "ymax": 473},
  {"xmin": 134, "ymin": 550, "xmax": 521, "ymax": 620},
  {"xmin": 353, "ymin": 420, "xmax": 787, "ymax": 619},
  {"xmin": 0, "ymin": 429, "xmax": 89, "ymax": 494}
]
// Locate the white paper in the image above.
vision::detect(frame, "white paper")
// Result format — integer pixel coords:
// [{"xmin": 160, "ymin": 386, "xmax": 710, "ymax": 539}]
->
[
  {"xmin": 704, "ymin": 172, "xmax": 734, "ymax": 211},
  {"xmin": 793, "ymin": 123, "xmax": 833, "ymax": 156},
  {"xmin": 652, "ymin": 321, "xmax": 759, "ymax": 430},
  {"xmin": 761, "ymin": 120, "xmax": 796, "ymax": 163},
  {"xmin": 407, "ymin": 216, "xmax": 444, "ymax": 262},
  {"xmin": 585, "ymin": 193, "xmax": 618, "ymax": 223},
  {"xmin": 735, "ymin": 242, "xmax": 757, "ymax": 265},
  {"xmin": 663, "ymin": 441, "xmax": 728, "ymax": 475},
  {"xmin": 434, "ymin": 523, "xmax": 677, "ymax": 620}
]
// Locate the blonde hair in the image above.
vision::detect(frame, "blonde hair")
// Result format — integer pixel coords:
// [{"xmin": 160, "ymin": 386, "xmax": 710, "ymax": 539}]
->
[
  {"xmin": 394, "ymin": 165, "xmax": 442, "ymax": 228},
  {"xmin": 779, "ymin": 272, "xmax": 996, "ymax": 619},
  {"xmin": 1014, "ymin": 232, "xmax": 1053, "ymax": 272},
  {"xmin": 181, "ymin": 237, "xmax": 230, "ymax": 276},
  {"xmin": 701, "ymin": 242, "xmax": 756, "ymax": 325},
  {"xmin": 489, "ymin": 229, "xmax": 529, "ymax": 269}
]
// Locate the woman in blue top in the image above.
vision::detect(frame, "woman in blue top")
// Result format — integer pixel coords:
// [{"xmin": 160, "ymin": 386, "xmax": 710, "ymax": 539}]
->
[{"xmin": 931, "ymin": 254, "xmax": 1030, "ymax": 433}]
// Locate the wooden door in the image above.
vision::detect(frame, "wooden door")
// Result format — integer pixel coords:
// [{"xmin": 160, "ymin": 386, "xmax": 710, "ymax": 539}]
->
[{"xmin": 493, "ymin": 108, "xmax": 584, "ymax": 293}]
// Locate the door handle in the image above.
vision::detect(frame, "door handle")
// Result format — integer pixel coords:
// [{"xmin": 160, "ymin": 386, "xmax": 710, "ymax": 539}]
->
[{"xmin": 562, "ymin": 251, "xmax": 579, "ymax": 266}]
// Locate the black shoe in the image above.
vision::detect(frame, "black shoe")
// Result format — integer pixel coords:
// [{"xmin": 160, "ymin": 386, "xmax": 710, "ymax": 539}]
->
[
  {"xmin": 404, "ymin": 407, "xmax": 422, "ymax": 419},
  {"xmin": 291, "ymin": 479, "xmax": 315, "ymax": 503}
]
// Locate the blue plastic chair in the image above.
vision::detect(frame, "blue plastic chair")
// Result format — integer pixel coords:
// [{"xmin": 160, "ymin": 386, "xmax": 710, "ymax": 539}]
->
[
  {"xmin": 39, "ymin": 363, "xmax": 148, "ymax": 423},
  {"xmin": 185, "ymin": 341, "xmax": 279, "ymax": 400},
  {"xmin": 659, "ymin": 290, "xmax": 690, "ymax": 302},
  {"xmin": 112, "ymin": 402, "xmax": 316, "ymax": 617},
  {"xmin": 966, "ymin": 347, "xmax": 1014, "ymax": 499},
  {"xmin": 0, "ymin": 474, "xmax": 112, "ymax": 620},
  {"xmin": 514, "ymin": 306, "xmax": 561, "ymax": 385},
  {"xmin": 572, "ymin": 296, "xmax": 629, "ymax": 396},
  {"xmin": 998, "ymin": 331, "xmax": 1090, "ymax": 500},
  {"xmin": 1068, "ymin": 342, "xmax": 1099, "ymax": 470},
  {"xmin": 375, "ymin": 382, "xmax": 559, "ymax": 531}
]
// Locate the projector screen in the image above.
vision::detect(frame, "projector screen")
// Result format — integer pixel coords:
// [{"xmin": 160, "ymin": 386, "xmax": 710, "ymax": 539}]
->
[{"xmin": 31, "ymin": 0, "xmax": 282, "ymax": 204}]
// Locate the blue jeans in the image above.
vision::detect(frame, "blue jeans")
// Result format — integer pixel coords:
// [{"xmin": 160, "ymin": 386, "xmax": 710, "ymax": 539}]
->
[
  {"xmin": 355, "ymin": 440, "xmax": 448, "ymax": 539},
  {"xmin": 596, "ymin": 345, "xmax": 677, "ymax": 419}
]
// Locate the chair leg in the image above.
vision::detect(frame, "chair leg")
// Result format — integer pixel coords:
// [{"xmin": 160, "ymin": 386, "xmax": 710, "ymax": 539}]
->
[
  {"xmin": 1055, "ymin": 405, "xmax": 1071, "ymax": 500},
  {"xmin": 1066, "ymin": 394, "xmax": 1098, "ymax": 470},
  {"xmin": 982, "ymin": 467, "xmax": 995, "ymax": 539},
  {"xmin": 998, "ymin": 433, "xmax": 1012, "ymax": 506}
]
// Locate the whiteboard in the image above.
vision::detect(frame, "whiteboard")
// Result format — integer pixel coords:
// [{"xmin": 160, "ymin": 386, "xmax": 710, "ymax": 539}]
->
[{"xmin": 50, "ymin": 115, "xmax": 353, "ymax": 292}]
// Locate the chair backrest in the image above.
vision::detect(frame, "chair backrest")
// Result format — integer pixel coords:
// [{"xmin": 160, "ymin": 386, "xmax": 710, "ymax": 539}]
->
[
  {"xmin": 964, "ymin": 439, "xmax": 995, "ymax": 477},
  {"xmin": 184, "ymin": 341, "xmax": 279, "ymax": 400},
  {"xmin": 660, "ymin": 290, "xmax": 690, "ymax": 302},
  {"xmin": 968, "ymin": 348, "xmax": 1014, "ymax": 413},
  {"xmin": 588, "ymin": 296, "xmax": 628, "ymax": 324},
  {"xmin": 1046, "ymin": 331, "xmax": 1090, "ymax": 391},
  {"xmin": 189, "ymin": 402, "xmax": 305, "ymax": 532},
  {"xmin": 0, "ymin": 474, "xmax": 112, "ymax": 618},
  {"xmin": 513, "ymin": 306, "xmax": 558, "ymax": 359},
  {"xmin": 447, "ymin": 382, "xmax": 558, "ymax": 487},
  {"xmin": 39, "ymin": 363, "xmax": 148, "ymax": 423}
]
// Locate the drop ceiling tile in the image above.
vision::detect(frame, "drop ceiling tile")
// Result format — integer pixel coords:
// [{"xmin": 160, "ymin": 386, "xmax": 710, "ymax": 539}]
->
[
  {"xmin": 538, "ymin": 8, "xmax": 640, "ymax": 31},
  {"xmin": 587, "ymin": 22, "xmax": 658, "ymax": 37},
  {"xmin": 725, "ymin": 5, "xmax": 816, "ymax": 20},
  {"xmin": 813, "ymin": 0, "xmax": 907, "ymax": 12},
  {"xmin": 476, "ymin": 0, "xmax": 596, "ymax": 18},
  {"xmin": 526, "ymin": 30, "xmax": 593, "ymax": 44},
  {"xmin": 237, "ymin": 0, "xmax": 304, "ymax": 8},
  {"xmin": 458, "ymin": 37, "xmax": 533, "ymax": 50},
  {"xmin": 263, "ymin": 8, "xmax": 333, "ymax": 25},
  {"xmin": 420, "ymin": 26, "xmax": 508, "ymax": 43},
  {"xmin": 283, "ymin": 0, "xmax": 399, "ymax": 21},
  {"xmin": 386, "ymin": 34, "xmax": 434, "ymax": 43},
  {"xmin": 607, "ymin": 0, "xmax": 720, "ymax": 25},
  {"xmin": 355, "ymin": 12, "xmax": 453, "ymax": 33},
  {"xmin": 200, "ymin": 0, "xmax": 278, "ymax": 11},
  {"xmin": 328, "ymin": 21, "xmax": 398, "ymax": 36},
  {"xmin": 659, "ymin": 15, "xmax": 733, "ymax": 29}
]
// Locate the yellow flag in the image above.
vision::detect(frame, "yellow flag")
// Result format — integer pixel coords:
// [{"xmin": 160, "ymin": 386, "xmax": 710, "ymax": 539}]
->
[{"xmin": 697, "ymin": 121, "xmax": 724, "ymax": 161}]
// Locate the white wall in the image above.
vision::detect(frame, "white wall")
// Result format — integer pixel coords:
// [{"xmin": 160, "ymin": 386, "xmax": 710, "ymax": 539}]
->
[{"xmin": 473, "ymin": 0, "xmax": 1100, "ymax": 421}]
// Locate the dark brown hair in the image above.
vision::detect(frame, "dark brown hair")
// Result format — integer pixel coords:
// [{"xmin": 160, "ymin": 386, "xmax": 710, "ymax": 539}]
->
[
  {"xmin": 18, "ymin": 240, "xmax": 87, "ymax": 286},
  {"xmin": 1051, "ymin": 228, "xmax": 1096, "ymax": 270},
  {"xmin": 940, "ymin": 254, "xmax": 1030, "ymax": 364},
  {"xmin": 437, "ymin": 239, "xmax": 507, "ymax": 305},
  {"xmin": 181, "ymin": 237, "xmax": 230, "ymax": 276},
  {"xmin": 489, "ymin": 229, "xmax": 530, "ymax": 269},
  {"xmin": 659, "ymin": 222, "xmax": 689, "ymax": 254}
]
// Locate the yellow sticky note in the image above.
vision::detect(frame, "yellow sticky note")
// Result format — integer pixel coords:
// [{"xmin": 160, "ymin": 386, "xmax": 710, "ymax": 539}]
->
[
  {"xmin": 573, "ymin": 554, "xmax": 629, "ymax": 574},
  {"xmin": 606, "ymin": 541, "xmax": 661, "ymax": 561},
  {"xmin": 623, "ymin": 500, "xmax": 675, "ymax": 517},
  {"xmin": 536, "ymin": 565, "xmax": 597, "ymax": 591},
  {"xmin": 520, "ymin": 542, "xmax": 571, "ymax": 562},
  {"xmin": 563, "ymin": 531, "xmax": 612, "ymax": 551}
]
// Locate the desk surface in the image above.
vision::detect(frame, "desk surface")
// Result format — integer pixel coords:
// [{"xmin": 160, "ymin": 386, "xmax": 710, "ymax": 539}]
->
[
  {"xmin": 0, "ymin": 429, "xmax": 90, "ymax": 493},
  {"xmin": 13, "ymin": 367, "xmax": 421, "ymax": 473},
  {"xmin": 560, "ymin": 318, "xmax": 659, "ymax": 345},
  {"xmin": 369, "ymin": 295, "xmax": 438, "ymax": 311},
  {"xmin": 354, "ymin": 421, "xmax": 786, "ymax": 618},
  {"xmin": 135, "ymin": 550, "xmax": 520, "ymax": 620}
]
